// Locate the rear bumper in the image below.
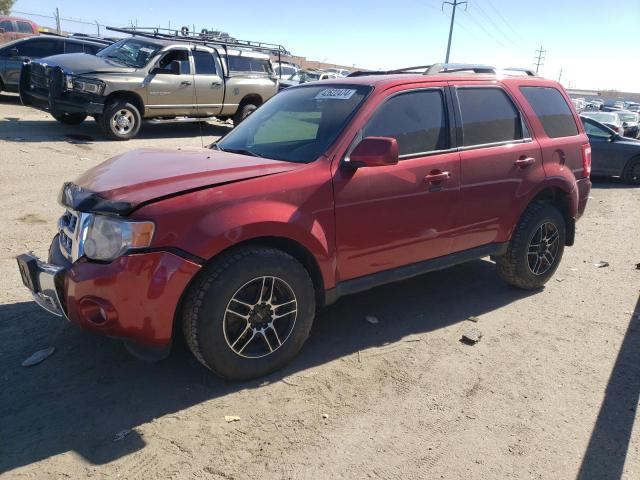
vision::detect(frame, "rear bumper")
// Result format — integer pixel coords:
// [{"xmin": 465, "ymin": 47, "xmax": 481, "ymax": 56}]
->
[
  {"xmin": 576, "ymin": 177, "xmax": 591, "ymax": 220},
  {"xmin": 21, "ymin": 87, "xmax": 105, "ymax": 115},
  {"xmin": 18, "ymin": 237, "xmax": 201, "ymax": 347}
]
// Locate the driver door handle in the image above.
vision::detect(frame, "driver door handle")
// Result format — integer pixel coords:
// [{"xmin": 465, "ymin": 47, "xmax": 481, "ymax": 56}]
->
[
  {"xmin": 180, "ymin": 80, "xmax": 192, "ymax": 86},
  {"xmin": 514, "ymin": 156, "xmax": 536, "ymax": 167},
  {"xmin": 424, "ymin": 171, "xmax": 451, "ymax": 183}
]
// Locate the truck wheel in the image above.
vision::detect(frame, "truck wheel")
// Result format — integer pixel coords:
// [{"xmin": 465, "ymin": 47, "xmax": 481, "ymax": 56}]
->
[
  {"xmin": 100, "ymin": 101, "xmax": 141, "ymax": 140},
  {"xmin": 53, "ymin": 113, "xmax": 87, "ymax": 125},
  {"xmin": 182, "ymin": 246, "xmax": 316, "ymax": 380},
  {"xmin": 621, "ymin": 157, "xmax": 640, "ymax": 185},
  {"xmin": 496, "ymin": 203, "xmax": 566, "ymax": 290},
  {"xmin": 232, "ymin": 103, "xmax": 257, "ymax": 126}
]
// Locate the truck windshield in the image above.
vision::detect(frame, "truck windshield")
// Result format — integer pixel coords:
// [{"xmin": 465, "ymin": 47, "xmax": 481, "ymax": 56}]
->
[
  {"xmin": 96, "ymin": 38, "xmax": 162, "ymax": 68},
  {"xmin": 216, "ymin": 84, "xmax": 371, "ymax": 163}
]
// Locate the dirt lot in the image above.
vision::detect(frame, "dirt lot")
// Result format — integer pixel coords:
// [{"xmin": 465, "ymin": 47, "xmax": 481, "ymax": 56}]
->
[{"xmin": 1, "ymin": 93, "xmax": 639, "ymax": 479}]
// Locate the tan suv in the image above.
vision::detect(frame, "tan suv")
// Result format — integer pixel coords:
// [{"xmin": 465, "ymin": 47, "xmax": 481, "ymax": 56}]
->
[{"xmin": 20, "ymin": 28, "xmax": 282, "ymax": 139}]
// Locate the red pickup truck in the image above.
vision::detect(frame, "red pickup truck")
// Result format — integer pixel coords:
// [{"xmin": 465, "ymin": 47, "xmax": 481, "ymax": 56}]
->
[{"xmin": 18, "ymin": 64, "xmax": 591, "ymax": 379}]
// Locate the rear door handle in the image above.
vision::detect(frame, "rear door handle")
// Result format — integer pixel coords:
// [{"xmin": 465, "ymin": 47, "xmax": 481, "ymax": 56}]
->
[
  {"xmin": 514, "ymin": 157, "xmax": 536, "ymax": 167},
  {"xmin": 424, "ymin": 171, "xmax": 451, "ymax": 183},
  {"xmin": 181, "ymin": 81, "xmax": 192, "ymax": 86}
]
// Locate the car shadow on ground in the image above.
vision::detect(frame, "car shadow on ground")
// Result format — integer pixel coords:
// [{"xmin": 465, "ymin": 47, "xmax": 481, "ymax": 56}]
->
[
  {"xmin": 0, "ymin": 117, "xmax": 232, "ymax": 143},
  {"xmin": 0, "ymin": 259, "xmax": 537, "ymax": 472},
  {"xmin": 590, "ymin": 177, "xmax": 640, "ymax": 189},
  {"xmin": 577, "ymin": 298, "xmax": 640, "ymax": 480}
]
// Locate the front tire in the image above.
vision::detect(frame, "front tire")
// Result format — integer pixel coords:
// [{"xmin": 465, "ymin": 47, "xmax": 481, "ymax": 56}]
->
[
  {"xmin": 182, "ymin": 246, "xmax": 316, "ymax": 380},
  {"xmin": 496, "ymin": 203, "xmax": 566, "ymax": 290},
  {"xmin": 622, "ymin": 157, "xmax": 640, "ymax": 185},
  {"xmin": 53, "ymin": 113, "xmax": 87, "ymax": 125},
  {"xmin": 100, "ymin": 101, "xmax": 141, "ymax": 140}
]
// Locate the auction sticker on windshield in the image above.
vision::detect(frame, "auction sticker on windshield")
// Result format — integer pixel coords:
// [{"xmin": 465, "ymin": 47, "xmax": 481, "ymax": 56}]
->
[{"xmin": 315, "ymin": 88, "xmax": 357, "ymax": 100}]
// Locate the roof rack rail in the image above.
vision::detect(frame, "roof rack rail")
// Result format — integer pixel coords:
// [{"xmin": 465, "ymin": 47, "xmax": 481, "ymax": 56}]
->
[
  {"xmin": 106, "ymin": 26, "xmax": 290, "ymax": 56},
  {"xmin": 348, "ymin": 63, "xmax": 537, "ymax": 78}
]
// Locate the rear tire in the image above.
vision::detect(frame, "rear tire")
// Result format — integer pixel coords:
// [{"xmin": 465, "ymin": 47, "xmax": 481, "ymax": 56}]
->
[
  {"xmin": 232, "ymin": 103, "xmax": 257, "ymax": 126},
  {"xmin": 496, "ymin": 203, "xmax": 566, "ymax": 290},
  {"xmin": 621, "ymin": 157, "xmax": 640, "ymax": 185},
  {"xmin": 182, "ymin": 246, "xmax": 316, "ymax": 380},
  {"xmin": 100, "ymin": 100, "xmax": 141, "ymax": 140},
  {"xmin": 53, "ymin": 113, "xmax": 87, "ymax": 125}
]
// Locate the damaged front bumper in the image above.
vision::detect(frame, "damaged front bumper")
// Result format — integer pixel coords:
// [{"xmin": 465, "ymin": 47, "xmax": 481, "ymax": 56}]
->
[{"xmin": 16, "ymin": 252, "xmax": 68, "ymax": 320}]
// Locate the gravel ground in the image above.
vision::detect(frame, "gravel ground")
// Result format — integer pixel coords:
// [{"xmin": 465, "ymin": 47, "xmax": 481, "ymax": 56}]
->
[{"xmin": 1, "ymin": 93, "xmax": 639, "ymax": 479}]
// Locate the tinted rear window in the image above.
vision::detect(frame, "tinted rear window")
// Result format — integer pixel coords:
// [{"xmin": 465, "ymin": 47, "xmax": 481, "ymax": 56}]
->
[
  {"xmin": 457, "ymin": 87, "xmax": 523, "ymax": 146},
  {"xmin": 65, "ymin": 41, "xmax": 84, "ymax": 54},
  {"xmin": 520, "ymin": 86, "xmax": 579, "ymax": 138},
  {"xmin": 0, "ymin": 20, "xmax": 14, "ymax": 32}
]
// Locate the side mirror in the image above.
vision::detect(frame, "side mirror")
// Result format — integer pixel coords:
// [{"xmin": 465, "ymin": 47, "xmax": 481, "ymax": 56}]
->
[
  {"xmin": 349, "ymin": 137, "xmax": 399, "ymax": 168},
  {"xmin": 10, "ymin": 48, "xmax": 19, "ymax": 58},
  {"xmin": 169, "ymin": 60, "xmax": 182, "ymax": 75}
]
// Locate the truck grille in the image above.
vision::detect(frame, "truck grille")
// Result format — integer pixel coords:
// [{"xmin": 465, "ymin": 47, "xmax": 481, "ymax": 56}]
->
[
  {"xmin": 58, "ymin": 210, "xmax": 91, "ymax": 262},
  {"xmin": 30, "ymin": 63, "xmax": 49, "ymax": 90}
]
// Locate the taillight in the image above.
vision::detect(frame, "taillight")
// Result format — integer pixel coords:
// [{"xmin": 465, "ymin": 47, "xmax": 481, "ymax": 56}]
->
[{"xmin": 581, "ymin": 144, "xmax": 592, "ymax": 178}]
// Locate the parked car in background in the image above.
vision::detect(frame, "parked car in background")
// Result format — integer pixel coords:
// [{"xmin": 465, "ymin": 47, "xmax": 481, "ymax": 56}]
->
[
  {"xmin": 17, "ymin": 63, "xmax": 591, "ymax": 379},
  {"xmin": 571, "ymin": 98, "xmax": 586, "ymax": 112},
  {"xmin": 0, "ymin": 35, "xmax": 109, "ymax": 94},
  {"xmin": 580, "ymin": 111, "xmax": 624, "ymax": 135},
  {"xmin": 581, "ymin": 115, "xmax": 640, "ymax": 184},
  {"xmin": 325, "ymin": 67, "xmax": 351, "ymax": 77},
  {"xmin": 20, "ymin": 32, "xmax": 280, "ymax": 139},
  {"xmin": 625, "ymin": 102, "xmax": 640, "ymax": 113},
  {"xmin": 617, "ymin": 111, "xmax": 640, "ymax": 138},
  {"xmin": 0, "ymin": 16, "xmax": 39, "ymax": 44},
  {"xmin": 272, "ymin": 61, "xmax": 299, "ymax": 78},
  {"xmin": 278, "ymin": 69, "xmax": 339, "ymax": 90}
]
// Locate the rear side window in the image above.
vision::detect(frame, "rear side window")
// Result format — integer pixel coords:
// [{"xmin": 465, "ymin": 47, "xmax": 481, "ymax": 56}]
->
[
  {"xmin": 227, "ymin": 56, "xmax": 271, "ymax": 73},
  {"xmin": 193, "ymin": 50, "xmax": 218, "ymax": 75},
  {"xmin": 16, "ymin": 39, "xmax": 64, "ymax": 58},
  {"xmin": 363, "ymin": 89, "xmax": 449, "ymax": 157},
  {"xmin": 0, "ymin": 21, "xmax": 14, "ymax": 32},
  {"xmin": 520, "ymin": 86, "xmax": 579, "ymax": 138},
  {"xmin": 17, "ymin": 21, "xmax": 34, "ymax": 33},
  {"xmin": 65, "ymin": 41, "xmax": 84, "ymax": 54},
  {"xmin": 457, "ymin": 87, "xmax": 523, "ymax": 146}
]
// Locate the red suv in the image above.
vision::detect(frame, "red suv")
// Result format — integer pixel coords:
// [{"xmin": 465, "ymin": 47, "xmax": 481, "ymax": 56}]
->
[{"xmin": 17, "ymin": 64, "xmax": 591, "ymax": 379}]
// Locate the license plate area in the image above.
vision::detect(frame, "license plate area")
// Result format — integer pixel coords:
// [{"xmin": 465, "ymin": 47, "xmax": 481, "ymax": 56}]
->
[{"xmin": 16, "ymin": 254, "xmax": 41, "ymax": 293}]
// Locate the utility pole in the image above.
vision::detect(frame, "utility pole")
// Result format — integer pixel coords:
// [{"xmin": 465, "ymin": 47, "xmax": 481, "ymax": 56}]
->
[
  {"xmin": 54, "ymin": 8, "xmax": 61, "ymax": 34},
  {"xmin": 557, "ymin": 67, "xmax": 563, "ymax": 83},
  {"xmin": 533, "ymin": 45, "xmax": 546, "ymax": 74},
  {"xmin": 442, "ymin": 0, "xmax": 467, "ymax": 63}
]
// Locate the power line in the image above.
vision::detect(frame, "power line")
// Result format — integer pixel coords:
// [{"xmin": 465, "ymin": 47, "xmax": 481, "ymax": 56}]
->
[
  {"xmin": 470, "ymin": 1, "xmax": 521, "ymax": 48},
  {"xmin": 533, "ymin": 45, "xmax": 546, "ymax": 74},
  {"xmin": 484, "ymin": 0, "xmax": 521, "ymax": 39},
  {"xmin": 442, "ymin": 0, "xmax": 468, "ymax": 63},
  {"xmin": 461, "ymin": 9, "xmax": 508, "ymax": 48}
]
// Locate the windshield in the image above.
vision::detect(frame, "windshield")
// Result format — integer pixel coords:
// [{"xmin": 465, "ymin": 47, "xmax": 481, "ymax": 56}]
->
[
  {"xmin": 216, "ymin": 85, "xmax": 371, "ymax": 163},
  {"xmin": 619, "ymin": 112, "xmax": 638, "ymax": 122},
  {"xmin": 583, "ymin": 112, "xmax": 617, "ymax": 124},
  {"xmin": 97, "ymin": 38, "xmax": 162, "ymax": 68}
]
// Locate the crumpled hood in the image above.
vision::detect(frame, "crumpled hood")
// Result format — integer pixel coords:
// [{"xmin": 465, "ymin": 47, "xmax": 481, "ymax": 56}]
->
[
  {"xmin": 36, "ymin": 53, "xmax": 136, "ymax": 75},
  {"xmin": 65, "ymin": 148, "xmax": 303, "ymax": 214}
]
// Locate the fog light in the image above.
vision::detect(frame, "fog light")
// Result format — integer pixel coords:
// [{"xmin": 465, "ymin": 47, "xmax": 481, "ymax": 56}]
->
[{"xmin": 78, "ymin": 297, "xmax": 116, "ymax": 325}]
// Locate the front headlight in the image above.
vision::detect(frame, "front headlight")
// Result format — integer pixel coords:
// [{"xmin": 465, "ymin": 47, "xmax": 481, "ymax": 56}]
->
[
  {"xmin": 83, "ymin": 215, "xmax": 155, "ymax": 262},
  {"xmin": 65, "ymin": 75, "xmax": 105, "ymax": 95}
]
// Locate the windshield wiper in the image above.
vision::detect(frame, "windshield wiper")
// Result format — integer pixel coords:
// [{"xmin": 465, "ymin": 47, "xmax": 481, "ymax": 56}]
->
[{"xmin": 221, "ymin": 148, "xmax": 264, "ymax": 158}]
